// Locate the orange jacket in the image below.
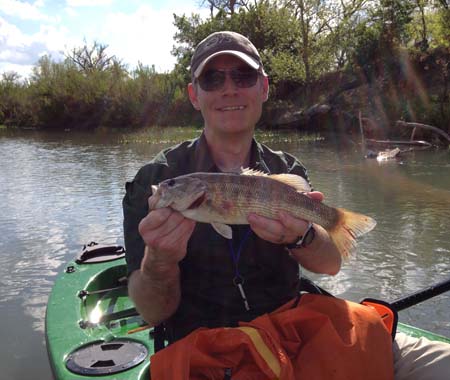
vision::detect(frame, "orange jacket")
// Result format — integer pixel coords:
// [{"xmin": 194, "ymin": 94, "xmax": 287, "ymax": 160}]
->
[{"xmin": 150, "ymin": 294, "xmax": 394, "ymax": 380}]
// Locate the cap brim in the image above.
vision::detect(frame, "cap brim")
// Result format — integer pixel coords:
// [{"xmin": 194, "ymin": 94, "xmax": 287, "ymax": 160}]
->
[{"xmin": 193, "ymin": 50, "xmax": 260, "ymax": 78}]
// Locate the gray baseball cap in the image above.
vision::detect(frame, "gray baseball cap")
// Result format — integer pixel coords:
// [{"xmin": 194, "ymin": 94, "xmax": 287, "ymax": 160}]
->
[{"xmin": 190, "ymin": 31, "xmax": 265, "ymax": 79}]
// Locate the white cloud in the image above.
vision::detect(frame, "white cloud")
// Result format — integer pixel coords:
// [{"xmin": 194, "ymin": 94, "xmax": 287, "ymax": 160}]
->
[
  {"xmin": 0, "ymin": 0, "xmax": 50, "ymax": 21},
  {"xmin": 99, "ymin": 4, "xmax": 208, "ymax": 72},
  {"xmin": 0, "ymin": 61, "xmax": 33, "ymax": 78},
  {"xmin": 64, "ymin": 6, "xmax": 78, "ymax": 17},
  {"xmin": 99, "ymin": 5, "xmax": 180, "ymax": 72},
  {"xmin": 0, "ymin": 16, "xmax": 67, "ymax": 76},
  {"xmin": 66, "ymin": 0, "xmax": 113, "ymax": 7},
  {"xmin": 0, "ymin": 2, "xmax": 209, "ymax": 77}
]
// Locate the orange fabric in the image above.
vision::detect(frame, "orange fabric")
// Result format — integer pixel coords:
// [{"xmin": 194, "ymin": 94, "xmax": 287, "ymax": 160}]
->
[
  {"xmin": 150, "ymin": 294, "xmax": 394, "ymax": 380},
  {"xmin": 361, "ymin": 300, "xmax": 396, "ymax": 335}
]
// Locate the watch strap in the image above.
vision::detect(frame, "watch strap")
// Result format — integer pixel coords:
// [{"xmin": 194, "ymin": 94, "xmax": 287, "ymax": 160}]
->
[{"xmin": 285, "ymin": 223, "xmax": 315, "ymax": 249}]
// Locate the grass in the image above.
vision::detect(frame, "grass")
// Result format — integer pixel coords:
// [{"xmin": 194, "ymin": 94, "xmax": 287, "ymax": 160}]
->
[
  {"xmin": 119, "ymin": 126, "xmax": 325, "ymax": 145},
  {"xmin": 255, "ymin": 129, "xmax": 325, "ymax": 143},
  {"xmin": 119, "ymin": 126, "xmax": 202, "ymax": 144}
]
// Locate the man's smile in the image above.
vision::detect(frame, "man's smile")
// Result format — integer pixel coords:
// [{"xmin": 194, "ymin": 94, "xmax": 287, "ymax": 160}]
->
[{"xmin": 217, "ymin": 105, "xmax": 246, "ymax": 111}]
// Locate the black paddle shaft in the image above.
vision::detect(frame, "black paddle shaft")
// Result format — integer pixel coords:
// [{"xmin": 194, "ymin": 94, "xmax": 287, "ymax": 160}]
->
[{"xmin": 390, "ymin": 277, "xmax": 450, "ymax": 312}]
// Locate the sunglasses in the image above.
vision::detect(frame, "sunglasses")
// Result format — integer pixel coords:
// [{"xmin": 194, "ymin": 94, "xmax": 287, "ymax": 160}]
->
[{"xmin": 197, "ymin": 67, "xmax": 260, "ymax": 92}]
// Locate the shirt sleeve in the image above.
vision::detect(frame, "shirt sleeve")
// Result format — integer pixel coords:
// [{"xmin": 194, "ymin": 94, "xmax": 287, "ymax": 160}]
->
[
  {"xmin": 122, "ymin": 163, "xmax": 172, "ymax": 275},
  {"xmin": 122, "ymin": 167, "xmax": 152, "ymax": 275},
  {"xmin": 284, "ymin": 153, "xmax": 313, "ymax": 190}
]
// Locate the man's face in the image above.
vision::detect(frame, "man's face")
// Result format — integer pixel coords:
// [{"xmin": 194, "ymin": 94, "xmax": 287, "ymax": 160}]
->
[{"xmin": 188, "ymin": 55, "xmax": 269, "ymax": 136}]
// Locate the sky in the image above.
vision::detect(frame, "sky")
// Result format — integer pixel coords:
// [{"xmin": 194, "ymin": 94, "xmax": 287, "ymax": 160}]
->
[{"xmin": 0, "ymin": 0, "xmax": 208, "ymax": 79}]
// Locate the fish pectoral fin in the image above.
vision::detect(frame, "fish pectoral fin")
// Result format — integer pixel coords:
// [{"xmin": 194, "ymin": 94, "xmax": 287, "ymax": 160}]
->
[
  {"xmin": 269, "ymin": 174, "xmax": 311, "ymax": 192},
  {"xmin": 211, "ymin": 223, "xmax": 233, "ymax": 239}
]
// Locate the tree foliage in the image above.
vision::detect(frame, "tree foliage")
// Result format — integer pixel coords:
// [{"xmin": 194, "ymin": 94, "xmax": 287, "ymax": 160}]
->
[{"xmin": 0, "ymin": 0, "xmax": 449, "ymax": 130}]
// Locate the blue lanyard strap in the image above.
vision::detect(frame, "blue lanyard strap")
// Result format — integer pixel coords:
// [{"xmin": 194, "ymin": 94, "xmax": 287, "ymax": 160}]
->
[
  {"xmin": 228, "ymin": 227, "xmax": 252, "ymax": 311},
  {"xmin": 228, "ymin": 227, "xmax": 252, "ymax": 280}
]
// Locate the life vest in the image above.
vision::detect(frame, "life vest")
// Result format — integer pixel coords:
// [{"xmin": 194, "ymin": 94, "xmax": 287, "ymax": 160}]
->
[
  {"xmin": 150, "ymin": 294, "xmax": 394, "ymax": 380},
  {"xmin": 361, "ymin": 297, "xmax": 398, "ymax": 340}
]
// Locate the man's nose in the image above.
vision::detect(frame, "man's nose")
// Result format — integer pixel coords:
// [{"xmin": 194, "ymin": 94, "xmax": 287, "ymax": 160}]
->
[{"xmin": 221, "ymin": 73, "xmax": 238, "ymax": 93}]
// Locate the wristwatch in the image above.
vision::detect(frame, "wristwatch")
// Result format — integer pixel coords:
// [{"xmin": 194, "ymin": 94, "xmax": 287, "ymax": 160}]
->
[{"xmin": 285, "ymin": 223, "xmax": 315, "ymax": 249}]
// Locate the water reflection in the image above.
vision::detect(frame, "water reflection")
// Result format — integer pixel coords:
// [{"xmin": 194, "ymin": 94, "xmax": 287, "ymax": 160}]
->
[{"xmin": 0, "ymin": 128, "xmax": 449, "ymax": 379}]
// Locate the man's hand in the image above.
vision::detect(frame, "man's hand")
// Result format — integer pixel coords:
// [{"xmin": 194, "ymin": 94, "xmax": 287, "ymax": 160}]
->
[
  {"xmin": 128, "ymin": 196, "xmax": 196, "ymax": 326},
  {"xmin": 138, "ymin": 198, "xmax": 196, "ymax": 275},
  {"xmin": 247, "ymin": 191, "xmax": 323, "ymax": 245}
]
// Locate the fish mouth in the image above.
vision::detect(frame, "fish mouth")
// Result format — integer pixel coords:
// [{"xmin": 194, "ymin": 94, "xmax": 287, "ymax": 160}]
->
[
  {"xmin": 187, "ymin": 192, "xmax": 206, "ymax": 209},
  {"xmin": 148, "ymin": 193, "xmax": 160, "ymax": 210}
]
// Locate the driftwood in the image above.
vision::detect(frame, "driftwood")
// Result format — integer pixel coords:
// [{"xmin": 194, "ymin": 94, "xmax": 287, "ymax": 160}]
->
[
  {"xmin": 358, "ymin": 111, "xmax": 367, "ymax": 152},
  {"xmin": 359, "ymin": 114, "xmax": 449, "ymax": 148},
  {"xmin": 365, "ymin": 139, "xmax": 432, "ymax": 148},
  {"xmin": 376, "ymin": 147, "xmax": 401, "ymax": 162},
  {"xmin": 396, "ymin": 121, "xmax": 450, "ymax": 145},
  {"xmin": 358, "ymin": 114, "xmax": 448, "ymax": 159}
]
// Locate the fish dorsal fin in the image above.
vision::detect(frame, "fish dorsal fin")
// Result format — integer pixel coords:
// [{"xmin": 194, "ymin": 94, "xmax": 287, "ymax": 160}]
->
[
  {"xmin": 240, "ymin": 167, "xmax": 311, "ymax": 192},
  {"xmin": 240, "ymin": 168, "xmax": 268, "ymax": 177},
  {"xmin": 269, "ymin": 173, "xmax": 311, "ymax": 192}
]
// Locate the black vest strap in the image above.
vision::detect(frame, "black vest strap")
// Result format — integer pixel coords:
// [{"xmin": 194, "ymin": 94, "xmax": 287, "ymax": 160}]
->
[{"xmin": 153, "ymin": 324, "xmax": 166, "ymax": 353}]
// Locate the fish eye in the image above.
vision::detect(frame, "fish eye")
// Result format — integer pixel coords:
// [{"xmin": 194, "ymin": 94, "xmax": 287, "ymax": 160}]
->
[{"xmin": 167, "ymin": 179, "xmax": 176, "ymax": 187}]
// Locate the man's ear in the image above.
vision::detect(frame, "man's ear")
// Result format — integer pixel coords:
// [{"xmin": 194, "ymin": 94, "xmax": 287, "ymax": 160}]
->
[{"xmin": 188, "ymin": 83, "xmax": 201, "ymax": 110}]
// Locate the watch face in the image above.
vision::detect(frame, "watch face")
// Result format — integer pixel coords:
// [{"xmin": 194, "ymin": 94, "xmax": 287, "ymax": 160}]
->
[{"xmin": 302, "ymin": 226, "xmax": 315, "ymax": 246}]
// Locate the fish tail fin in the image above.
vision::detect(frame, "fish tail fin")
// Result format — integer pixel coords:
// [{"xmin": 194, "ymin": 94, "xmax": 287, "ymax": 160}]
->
[{"xmin": 327, "ymin": 208, "xmax": 376, "ymax": 259}]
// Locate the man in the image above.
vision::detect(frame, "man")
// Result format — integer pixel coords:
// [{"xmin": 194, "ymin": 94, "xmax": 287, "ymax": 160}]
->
[{"xmin": 123, "ymin": 31, "xmax": 449, "ymax": 379}]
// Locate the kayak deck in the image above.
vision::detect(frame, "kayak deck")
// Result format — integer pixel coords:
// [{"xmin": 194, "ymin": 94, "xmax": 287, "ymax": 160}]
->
[
  {"xmin": 46, "ymin": 255, "xmax": 450, "ymax": 379},
  {"xmin": 46, "ymin": 258, "xmax": 153, "ymax": 379}
]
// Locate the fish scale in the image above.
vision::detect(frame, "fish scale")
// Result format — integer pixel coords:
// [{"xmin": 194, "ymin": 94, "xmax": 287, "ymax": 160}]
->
[{"xmin": 203, "ymin": 174, "xmax": 337, "ymax": 228}]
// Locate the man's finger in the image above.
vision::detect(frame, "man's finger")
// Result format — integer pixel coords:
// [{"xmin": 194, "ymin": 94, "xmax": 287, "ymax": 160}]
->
[
  {"xmin": 306, "ymin": 191, "xmax": 324, "ymax": 201},
  {"xmin": 139, "ymin": 207, "xmax": 172, "ymax": 232},
  {"xmin": 248, "ymin": 213, "xmax": 297, "ymax": 244},
  {"xmin": 278, "ymin": 211, "xmax": 310, "ymax": 236}
]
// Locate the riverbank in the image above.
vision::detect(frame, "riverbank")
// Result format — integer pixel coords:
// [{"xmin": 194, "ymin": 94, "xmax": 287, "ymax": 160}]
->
[
  {"xmin": 1, "ymin": 48, "xmax": 449, "ymax": 142},
  {"xmin": 264, "ymin": 48, "xmax": 450, "ymax": 143}
]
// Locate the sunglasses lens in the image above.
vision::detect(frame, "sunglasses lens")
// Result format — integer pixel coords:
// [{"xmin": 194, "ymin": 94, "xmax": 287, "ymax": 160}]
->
[
  {"xmin": 198, "ymin": 68, "xmax": 259, "ymax": 91},
  {"xmin": 231, "ymin": 68, "xmax": 258, "ymax": 88},
  {"xmin": 198, "ymin": 70, "xmax": 226, "ymax": 91}
]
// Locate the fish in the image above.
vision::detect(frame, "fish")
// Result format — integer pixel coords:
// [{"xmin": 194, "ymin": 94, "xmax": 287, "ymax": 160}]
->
[{"xmin": 149, "ymin": 168, "xmax": 376, "ymax": 258}]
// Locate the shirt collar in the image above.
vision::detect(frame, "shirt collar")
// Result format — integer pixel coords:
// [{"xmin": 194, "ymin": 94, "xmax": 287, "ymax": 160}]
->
[
  {"xmin": 193, "ymin": 132, "xmax": 269, "ymax": 173},
  {"xmin": 192, "ymin": 132, "xmax": 216, "ymax": 172}
]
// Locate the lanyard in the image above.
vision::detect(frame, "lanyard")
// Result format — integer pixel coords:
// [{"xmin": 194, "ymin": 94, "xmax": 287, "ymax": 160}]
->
[{"xmin": 228, "ymin": 227, "xmax": 252, "ymax": 311}]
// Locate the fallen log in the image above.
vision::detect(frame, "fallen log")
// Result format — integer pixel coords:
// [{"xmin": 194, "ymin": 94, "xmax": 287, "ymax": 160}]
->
[
  {"xmin": 396, "ymin": 121, "xmax": 450, "ymax": 145},
  {"xmin": 366, "ymin": 139, "xmax": 432, "ymax": 148}
]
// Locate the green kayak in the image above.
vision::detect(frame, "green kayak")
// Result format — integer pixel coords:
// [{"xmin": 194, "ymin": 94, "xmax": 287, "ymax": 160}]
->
[{"xmin": 46, "ymin": 243, "xmax": 450, "ymax": 380}]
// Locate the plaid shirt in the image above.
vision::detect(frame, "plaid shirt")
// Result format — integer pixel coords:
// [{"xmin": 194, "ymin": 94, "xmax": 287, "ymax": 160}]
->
[{"xmin": 123, "ymin": 132, "xmax": 310, "ymax": 342}]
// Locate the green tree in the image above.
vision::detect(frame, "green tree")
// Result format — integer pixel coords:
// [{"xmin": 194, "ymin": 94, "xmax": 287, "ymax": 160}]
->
[
  {"xmin": 0, "ymin": 72, "xmax": 37, "ymax": 127},
  {"xmin": 200, "ymin": 0, "xmax": 248, "ymax": 16},
  {"xmin": 429, "ymin": 0, "xmax": 450, "ymax": 48},
  {"xmin": 173, "ymin": 1, "xmax": 304, "ymax": 96},
  {"xmin": 65, "ymin": 40, "xmax": 123, "ymax": 73},
  {"xmin": 375, "ymin": 0, "xmax": 415, "ymax": 49}
]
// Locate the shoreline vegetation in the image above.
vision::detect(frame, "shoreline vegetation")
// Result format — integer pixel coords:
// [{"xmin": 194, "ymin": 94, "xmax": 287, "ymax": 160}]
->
[{"xmin": 1, "ymin": 1, "xmax": 449, "ymax": 143}]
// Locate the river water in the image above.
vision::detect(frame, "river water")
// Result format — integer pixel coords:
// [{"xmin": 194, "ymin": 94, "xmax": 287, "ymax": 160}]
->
[{"xmin": 1, "ymin": 127, "xmax": 449, "ymax": 379}]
